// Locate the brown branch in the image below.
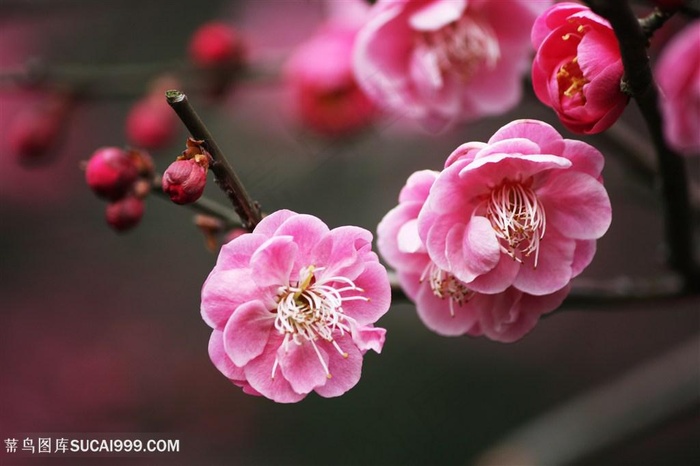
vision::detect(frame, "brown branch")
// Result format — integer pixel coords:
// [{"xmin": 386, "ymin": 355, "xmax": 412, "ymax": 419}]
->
[
  {"xmin": 165, "ymin": 90, "xmax": 262, "ymax": 230},
  {"xmin": 583, "ymin": 0, "xmax": 699, "ymax": 291}
]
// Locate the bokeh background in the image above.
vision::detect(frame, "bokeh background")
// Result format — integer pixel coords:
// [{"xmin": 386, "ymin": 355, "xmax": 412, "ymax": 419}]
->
[{"xmin": 1, "ymin": 1, "xmax": 698, "ymax": 465}]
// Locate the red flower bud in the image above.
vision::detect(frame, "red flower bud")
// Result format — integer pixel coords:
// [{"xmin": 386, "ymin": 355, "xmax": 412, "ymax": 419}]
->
[
  {"xmin": 125, "ymin": 97, "xmax": 179, "ymax": 150},
  {"xmin": 85, "ymin": 147, "xmax": 139, "ymax": 200},
  {"xmin": 188, "ymin": 22, "xmax": 245, "ymax": 68},
  {"xmin": 162, "ymin": 156, "xmax": 208, "ymax": 205},
  {"xmin": 105, "ymin": 196, "xmax": 144, "ymax": 232},
  {"xmin": 8, "ymin": 98, "xmax": 69, "ymax": 164}
]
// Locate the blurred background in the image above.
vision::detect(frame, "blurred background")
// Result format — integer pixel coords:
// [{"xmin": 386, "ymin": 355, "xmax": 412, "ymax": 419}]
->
[{"xmin": 1, "ymin": 1, "xmax": 698, "ymax": 465}]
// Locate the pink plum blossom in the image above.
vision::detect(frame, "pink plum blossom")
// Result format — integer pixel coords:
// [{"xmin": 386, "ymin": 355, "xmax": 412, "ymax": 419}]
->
[
  {"xmin": 284, "ymin": 12, "xmax": 375, "ymax": 136},
  {"xmin": 531, "ymin": 2, "xmax": 628, "ymax": 134},
  {"xmin": 417, "ymin": 119, "xmax": 612, "ymax": 297},
  {"xmin": 377, "ymin": 170, "xmax": 570, "ymax": 342},
  {"xmin": 353, "ymin": 0, "xmax": 549, "ymax": 131},
  {"xmin": 655, "ymin": 21, "xmax": 700, "ymax": 156},
  {"xmin": 201, "ymin": 210, "xmax": 391, "ymax": 403}
]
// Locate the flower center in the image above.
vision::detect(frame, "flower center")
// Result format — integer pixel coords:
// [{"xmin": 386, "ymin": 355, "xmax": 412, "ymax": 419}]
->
[
  {"xmin": 417, "ymin": 15, "xmax": 500, "ymax": 80},
  {"xmin": 272, "ymin": 265, "xmax": 368, "ymax": 379},
  {"xmin": 420, "ymin": 262, "xmax": 475, "ymax": 317},
  {"xmin": 485, "ymin": 181, "xmax": 546, "ymax": 268},
  {"xmin": 556, "ymin": 57, "xmax": 588, "ymax": 102}
]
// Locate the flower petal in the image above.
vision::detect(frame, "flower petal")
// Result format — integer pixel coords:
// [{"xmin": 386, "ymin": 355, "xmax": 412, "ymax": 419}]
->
[
  {"xmin": 208, "ymin": 329, "xmax": 246, "ymax": 382},
  {"xmin": 350, "ymin": 323, "xmax": 386, "ymax": 354},
  {"xmin": 201, "ymin": 268, "xmax": 259, "ymax": 329},
  {"xmin": 342, "ymin": 261, "xmax": 391, "ymax": 326},
  {"xmin": 513, "ymin": 229, "xmax": 575, "ymax": 295},
  {"xmin": 249, "ymin": 236, "xmax": 298, "ymax": 288},
  {"xmin": 223, "ymin": 300, "xmax": 274, "ymax": 367},
  {"xmin": 538, "ymin": 171, "xmax": 612, "ymax": 240},
  {"xmin": 313, "ymin": 333, "xmax": 363, "ymax": 398},
  {"xmin": 244, "ymin": 334, "xmax": 306, "ymax": 403},
  {"xmin": 278, "ymin": 340, "xmax": 330, "ymax": 395},
  {"xmin": 413, "ymin": 275, "xmax": 480, "ymax": 336}
]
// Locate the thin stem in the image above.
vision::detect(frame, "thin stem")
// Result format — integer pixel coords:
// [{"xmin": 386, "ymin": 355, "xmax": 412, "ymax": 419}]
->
[
  {"xmin": 583, "ymin": 0, "xmax": 699, "ymax": 291},
  {"xmin": 165, "ymin": 89, "xmax": 262, "ymax": 230},
  {"xmin": 638, "ymin": 7, "xmax": 674, "ymax": 39}
]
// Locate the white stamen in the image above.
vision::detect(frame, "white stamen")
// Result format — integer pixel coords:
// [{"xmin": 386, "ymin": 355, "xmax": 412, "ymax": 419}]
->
[
  {"xmin": 486, "ymin": 181, "xmax": 546, "ymax": 268},
  {"xmin": 417, "ymin": 15, "xmax": 501, "ymax": 81},
  {"xmin": 273, "ymin": 265, "xmax": 368, "ymax": 378},
  {"xmin": 420, "ymin": 262, "xmax": 475, "ymax": 317}
]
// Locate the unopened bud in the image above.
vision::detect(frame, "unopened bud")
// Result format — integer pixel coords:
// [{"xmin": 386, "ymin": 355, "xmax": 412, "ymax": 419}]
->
[
  {"xmin": 162, "ymin": 156, "xmax": 208, "ymax": 204},
  {"xmin": 188, "ymin": 22, "xmax": 245, "ymax": 69},
  {"xmin": 9, "ymin": 97, "xmax": 70, "ymax": 164},
  {"xmin": 105, "ymin": 196, "xmax": 144, "ymax": 232},
  {"xmin": 85, "ymin": 147, "xmax": 139, "ymax": 200},
  {"xmin": 125, "ymin": 97, "xmax": 179, "ymax": 150}
]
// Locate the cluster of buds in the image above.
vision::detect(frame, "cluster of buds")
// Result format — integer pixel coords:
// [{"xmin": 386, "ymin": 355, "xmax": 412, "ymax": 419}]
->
[
  {"xmin": 84, "ymin": 147, "xmax": 154, "ymax": 232},
  {"xmin": 162, "ymin": 137, "xmax": 210, "ymax": 205}
]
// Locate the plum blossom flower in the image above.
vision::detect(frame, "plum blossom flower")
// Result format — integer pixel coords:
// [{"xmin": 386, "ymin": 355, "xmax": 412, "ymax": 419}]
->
[
  {"xmin": 655, "ymin": 21, "xmax": 700, "ymax": 156},
  {"xmin": 531, "ymin": 2, "xmax": 628, "ymax": 134},
  {"xmin": 201, "ymin": 210, "xmax": 391, "ymax": 403},
  {"xmin": 353, "ymin": 0, "xmax": 548, "ymax": 130},
  {"xmin": 417, "ymin": 119, "xmax": 612, "ymax": 297},
  {"xmin": 377, "ymin": 170, "xmax": 570, "ymax": 342},
  {"xmin": 284, "ymin": 6, "xmax": 375, "ymax": 137}
]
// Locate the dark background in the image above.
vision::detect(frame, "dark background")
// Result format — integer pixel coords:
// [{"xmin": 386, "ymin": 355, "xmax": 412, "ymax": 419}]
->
[{"xmin": 1, "ymin": 1, "xmax": 698, "ymax": 465}]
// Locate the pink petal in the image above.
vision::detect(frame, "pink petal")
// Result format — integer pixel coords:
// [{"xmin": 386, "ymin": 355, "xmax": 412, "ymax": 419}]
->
[
  {"xmin": 450, "ymin": 217, "xmax": 501, "ymax": 283},
  {"xmin": 413, "ymin": 276, "xmax": 480, "ymax": 336},
  {"xmin": 559, "ymin": 139, "xmax": 605, "ymax": 179},
  {"xmin": 208, "ymin": 329, "xmax": 246, "ymax": 382},
  {"xmin": 538, "ymin": 171, "xmax": 612, "ymax": 240},
  {"xmin": 531, "ymin": 3, "xmax": 589, "ymax": 47},
  {"xmin": 313, "ymin": 333, "xmax": 363, "ymax": 398},
  {"xmin": 479, "ymin": 289, "xmax": 535, "ymax": 343},
  {"xmin": 223, "ymin": 300, "xmax": 274, "ymax": 367},
  {"xmin": 513, "ymin": 229, "xmax": 575, "ymax": 295},
  {"xmin": 487, "ymin": 119, "xmax": 565, "ymax": 155},
  {"xmin": 444, "ymin": 142, "xmax": 488, "ymax": 168},
  {"xmin": 201, "ymin": 268, "xmax": 259, "ymax": 329},
  {"xmin": 274, "ymin": 213, "xmax": 330, "ymax": 262},
  {"xmin": 216, "ymin": 233, "xmax": 267, "ymax": 269},
  {"xmin": 244, "ymin": 334, "xmax": 306, "ymax": 403},
  {"xmin": 397, "ymin": 218, "xmax": 423, "ymax": 254},
  {"xmin": 342, "ymin": 261, "xmax": 391, "ymax": 326},
  {"xmin": 571, "ymin": 239, "xmax": 597, "ymax": 278},
  {"xmin": 466, "ymin": 251, "xmax": 521, "ymax": 294},
  {"xmin": 312, "ymin": 225, "xmax": 374, "ymax": 281},
  {"xmin": 249, "ymin": 236, "xmax": 297, "ymax": 288},
  {"xmin": 376, "ymin": 201, "xmax": 427, "ymax": 273},
  {"xmin": 278, "ymin": 339, "xmax": 330, "ymax": 395},
  {"xmin": 408, "ymin": 0, "xmax": 466, "ymax": 31},
  {"xmin": 398, "ymin": 170, "xmax": 439, "ymax": 203},
  {"xmin": 350, "ymin": 323, "xmax": 386, "ymax": 354},
  {"xmin": 473, "ymin": 137, "xmax": 544, "ymax": 159},
  {"xmin": 458, "ymin": 153, "xmax": 571, "ymax": 191},
  {"xmin": 251, "ymin": 209, "xmax": 297, "ymax": 237}
]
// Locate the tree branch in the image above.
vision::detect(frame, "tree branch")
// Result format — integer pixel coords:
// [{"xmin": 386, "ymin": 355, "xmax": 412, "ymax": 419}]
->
[{"xmin": 165, "ymin": 90, "xmax": 262, "ymax": 230}]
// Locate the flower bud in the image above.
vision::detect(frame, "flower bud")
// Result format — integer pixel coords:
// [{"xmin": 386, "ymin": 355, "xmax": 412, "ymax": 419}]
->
[
  {"xmin": 162, "ymin": 155, "xmax": 208, "ymax": 205},
  {"xmin": 85, "ymin": 147, "xmax": 139, "ymax": 200},
  {"xmin": 125, "ymin": 97, "xmax": 179, "ymax": 150},
  {"xmin": 105, "ymin": 196, "xmax": 144, "ymax": 232},
  {"xmin": 188, "ymin": 22, "xmax": 245, "ymax": 69},
  {"xmin": 8, "ymin": 97, "xmax": 69, "ymax": 164}
]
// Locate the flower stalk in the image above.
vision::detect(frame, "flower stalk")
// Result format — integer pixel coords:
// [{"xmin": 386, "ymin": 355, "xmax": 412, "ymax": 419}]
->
[
  {"xmin": 165, "ymin": 89, "xmax": 262, "ymax": 230},
  {"xmin": 583, "ymin": 0, "xmax": 699, "ymax": 291}
]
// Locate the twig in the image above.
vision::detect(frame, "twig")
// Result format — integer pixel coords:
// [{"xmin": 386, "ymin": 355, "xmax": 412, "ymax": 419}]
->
[
  {"xmin": 165, "ymin": 90, "xmax": 262, "ymax": 230},
  {"xmin": 583, "ymin": 0, "xmax": 700, "ymax": 291}
]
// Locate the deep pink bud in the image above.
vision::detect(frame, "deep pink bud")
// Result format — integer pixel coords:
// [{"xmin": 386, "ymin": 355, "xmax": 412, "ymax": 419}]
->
[
  {"xmin": 85, "ymin": 147, "xmax": 139, "ymax": 200},
  {"xmin": 125, "ymin": 97, "xmax": 179, "ymax": 150},
  {"xmin": 188, "ymin": 22, "xmax": 245, "ymax": 68},
  {"xmin": 105, "ymin": 196, "xmax": 144, "ymax": 232},
  {"xmin": 162, "ymin": 155, "xmax": 208, "ymax": 205},
  {"xmin": 8, "ymin": 98, "xmax": 68, "ymax": 163}
]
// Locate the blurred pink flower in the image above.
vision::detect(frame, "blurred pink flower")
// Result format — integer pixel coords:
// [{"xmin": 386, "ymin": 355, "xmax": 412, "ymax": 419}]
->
[
  {"xmin": 377, "ymin": 170, "xmax": 569, "ymax": 342},
  {"xmin": 201, "ymin": 210, "xmax": 391, "ymax": 403},
  {"xmin": 417, "ymin": 119, "xmax": 611, "ymax": 296},
  {"xmin": 655, "ymin": 21, "xmax": 700, "ymax": 156},
  {"xmin": 284, "ymin": 15, "xmax": 375, "ymax": 136},
  {"xmin": 531, "ymin": 2, "xmax": 628, "ymax": 134},
  {"xmin": 353, "ymin": 0, "xmax": 547, "ymax": 131}
]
